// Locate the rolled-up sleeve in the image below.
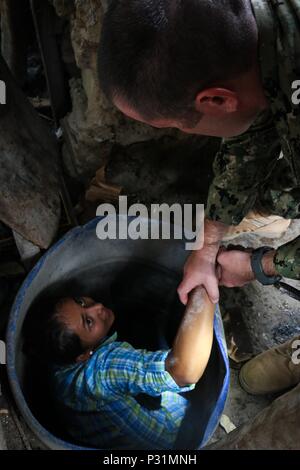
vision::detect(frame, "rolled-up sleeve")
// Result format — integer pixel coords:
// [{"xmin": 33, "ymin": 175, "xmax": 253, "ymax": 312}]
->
[{"xmin": 275, "ymin": 237, "xmax": 300, "ymax": 280}]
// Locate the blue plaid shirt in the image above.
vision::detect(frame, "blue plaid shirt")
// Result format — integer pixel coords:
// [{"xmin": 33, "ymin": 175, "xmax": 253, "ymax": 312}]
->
[{"xmin": 52, "ymin": 333, "xmax": 195, "ymax": 450}]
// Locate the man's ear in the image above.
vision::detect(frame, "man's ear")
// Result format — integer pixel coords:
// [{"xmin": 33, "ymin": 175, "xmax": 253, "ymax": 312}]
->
[
  {"xmin": 195, "ymin": 88, "xmax": 238, "ymax": 116},
  {"xmin": 76, "ymin": 350, "xmax": 92, "ymax": 363}
]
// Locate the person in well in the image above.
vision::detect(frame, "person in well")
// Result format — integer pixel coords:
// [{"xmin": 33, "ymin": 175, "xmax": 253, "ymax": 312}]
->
[{"xmin": 26, "ymin": 288, "xmax": 215, "ymax": 449}]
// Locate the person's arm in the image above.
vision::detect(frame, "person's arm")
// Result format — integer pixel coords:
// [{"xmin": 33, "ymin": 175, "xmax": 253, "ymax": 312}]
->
[
  {"xmin": 87, "ymin": 289, "xmax": 214, "ymax": 398},
  {"xmin": 178, "ymin": 219, "xmax": 228, "ymax": 305},
  {"xmin": 249, "ymin": 237, "xmax": 300, "ymax": 281},
  {"xmin": 217, "ymin": 236, "xmax": 300, "ymax": 287},
  {"xmin": 166, "ymin": 287, "xmax": 214, "ymax": 387},
  {"xmin": 178, "ymin": 110, "xmax": 280, "ymax": 304}
]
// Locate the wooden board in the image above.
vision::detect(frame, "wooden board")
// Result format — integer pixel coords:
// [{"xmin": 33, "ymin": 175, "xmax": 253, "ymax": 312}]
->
[{"xmin": 0, "ymin": 54, "xmax": 61, "ymax": 248}]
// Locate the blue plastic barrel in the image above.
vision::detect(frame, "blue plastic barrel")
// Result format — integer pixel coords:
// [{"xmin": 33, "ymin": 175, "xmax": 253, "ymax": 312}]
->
[{"xmin": 6, "ymin": 216, "xmax": 229, "ymax": 450}]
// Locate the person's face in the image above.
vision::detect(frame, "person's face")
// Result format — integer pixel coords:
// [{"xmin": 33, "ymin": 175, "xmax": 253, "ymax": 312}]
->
[{"xmin": 59, "ymin": 297, "xmax": 115, "ymax": 351}]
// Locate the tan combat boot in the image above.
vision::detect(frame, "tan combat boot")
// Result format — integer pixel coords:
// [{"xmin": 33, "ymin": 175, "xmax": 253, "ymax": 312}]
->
[
  {"xmin": 223, "ymin": 211, "xmax": 291, "ymax": 241},
  {"xmin": 239, "ymin": 335, "xmax": 300, "ymax": 395}
]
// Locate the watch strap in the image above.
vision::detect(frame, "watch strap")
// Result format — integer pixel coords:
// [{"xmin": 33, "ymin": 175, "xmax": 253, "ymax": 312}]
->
[{"xmin": 251, "ymin": 247, "xmax": 282, "ymax": 286}]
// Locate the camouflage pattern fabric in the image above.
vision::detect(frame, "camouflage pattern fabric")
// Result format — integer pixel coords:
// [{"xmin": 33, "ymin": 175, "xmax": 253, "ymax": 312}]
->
[{"xmin": 206, "ymin": 0, "xmax": 300, "ymax": 279}]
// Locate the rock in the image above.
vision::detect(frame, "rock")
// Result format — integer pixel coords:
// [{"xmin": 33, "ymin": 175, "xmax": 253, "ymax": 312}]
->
[
  {"xmin": 208, "ymin": 382, "xmax": 300, "ymax": 450},
  {"xmin": 50, "ymin": 0, "xmax": 179, "ymax": 180}
]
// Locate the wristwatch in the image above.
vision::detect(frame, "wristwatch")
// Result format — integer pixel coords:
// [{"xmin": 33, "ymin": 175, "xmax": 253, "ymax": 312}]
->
[{"xmin": 251, "ymin": 247, "xmax": 282, "ymax": 286}]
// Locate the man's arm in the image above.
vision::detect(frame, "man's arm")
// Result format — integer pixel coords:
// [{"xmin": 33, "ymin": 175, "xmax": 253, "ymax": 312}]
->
[
  {"xmin": 254, "ymin": 237, "xmax": 300, "ymax": 281},
  {"xmin": 178, "ymin": 219, "xmax": 228, "ymax": 305},
  {"xmin": 178, "ymin": 110, "xmax": 280, "ymax": 304},
  {"xmin": 166, "ymin": 287, "xmax": 215, "ymax": 387},
  {"xmin": 217, "ymin": 236, "xmax": 300, "ymax": 287}
]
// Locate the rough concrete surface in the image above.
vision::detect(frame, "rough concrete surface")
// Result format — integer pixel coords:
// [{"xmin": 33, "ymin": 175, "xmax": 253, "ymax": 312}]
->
[
  {"xmin": 0, "ymin": 421, "xmax": 7, "ymax": 450},
  {"xmin": 208, "ymin": 220, "xmax": 300, "ymax": 444}
]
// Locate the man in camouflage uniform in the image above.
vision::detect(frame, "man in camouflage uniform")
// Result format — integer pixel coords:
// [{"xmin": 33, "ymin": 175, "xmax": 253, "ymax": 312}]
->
[
  {"xmin": 99, "ymin": 0, "xmax": 300, "ymax": 412},
  {"xmin": 207, "ymin": 0, "xmax": 300, "ymax": 283},
  {"xmin": 201, "ymin": 0, "xmax": 300, "ymax": 408}
]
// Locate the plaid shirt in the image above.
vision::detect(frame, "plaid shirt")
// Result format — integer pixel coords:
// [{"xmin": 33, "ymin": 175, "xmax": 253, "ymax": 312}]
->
[{"xmin": 52, "ymin": 333, "xmax": 195, "ymax": 450}]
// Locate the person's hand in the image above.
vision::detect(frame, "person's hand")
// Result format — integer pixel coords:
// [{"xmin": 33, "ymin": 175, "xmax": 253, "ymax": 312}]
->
[
  {"xmin": 177, "ymin": 246, "xmax": 220, "ymax": 305},
  {"xmin": 217, "ymin": 248, "xmax": 255, "ymax": 287}
]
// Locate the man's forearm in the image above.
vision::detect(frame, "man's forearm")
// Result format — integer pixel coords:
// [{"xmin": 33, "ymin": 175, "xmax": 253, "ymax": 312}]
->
[
  {"xmin": 166, "ymin": 287, "xmax": 215, "ymax": 386},
  {"xmin": 217, "ymin": 238, "xmax": 300, "ymax": 288},
  {"xmin": 260, "ymin": 237, "xmax": 300, "ymax": 280},
  {"xmin": 203, "ymin": 219, "xmax": 229, "ymax": 249},
  {"xmin": 192, "ymin": 219, "xmax": 229, "ymax": 262}
]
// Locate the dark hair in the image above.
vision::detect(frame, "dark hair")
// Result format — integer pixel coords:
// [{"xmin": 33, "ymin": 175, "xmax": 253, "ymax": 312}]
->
[
  {"xmin": 98, "ymin": 0, "xmax": 257, "ymax": 124},
  {"xmin": 23, "ymin": 295, "xmax": 85, "ymax": 366}
]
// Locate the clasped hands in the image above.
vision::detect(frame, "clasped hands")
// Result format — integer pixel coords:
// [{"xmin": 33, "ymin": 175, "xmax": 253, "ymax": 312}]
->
[{"xmin": 178, "ymin": 245, "xmax": 256, "ymax": 306}]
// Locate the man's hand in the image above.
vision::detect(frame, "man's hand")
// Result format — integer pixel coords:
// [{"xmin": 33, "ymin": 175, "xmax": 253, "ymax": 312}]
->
[
  {"xmin": 177, "ymin": 246, "xmax": 220, "ymax": 305},
  {"xmin": 178, "ymin": 219, "xmax": 229, "ymax": 305},
  {"xmin": 217, "ymin": 249, "xmax": 255, "ymax": 287}
]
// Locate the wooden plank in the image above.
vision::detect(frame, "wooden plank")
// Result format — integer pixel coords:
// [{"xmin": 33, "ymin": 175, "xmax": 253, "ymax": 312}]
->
[{"xmin": 0, "ymin": 54, "xmax": 61, "ymax": 248}]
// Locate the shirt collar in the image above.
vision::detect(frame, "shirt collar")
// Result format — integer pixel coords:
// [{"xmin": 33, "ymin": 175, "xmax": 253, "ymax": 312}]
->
[{"xmin": 94, "ymin": 331, "xmax": 118, "ymax": 351}]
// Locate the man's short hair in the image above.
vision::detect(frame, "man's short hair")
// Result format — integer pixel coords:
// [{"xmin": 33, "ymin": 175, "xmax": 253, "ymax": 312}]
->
[{"xmin": 98, "ymin": 0, "xmax": 257, "ymax": 124}]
